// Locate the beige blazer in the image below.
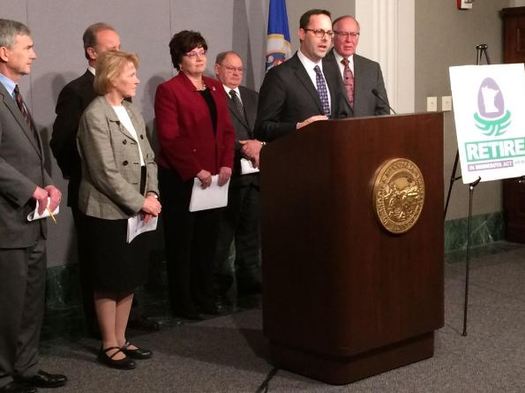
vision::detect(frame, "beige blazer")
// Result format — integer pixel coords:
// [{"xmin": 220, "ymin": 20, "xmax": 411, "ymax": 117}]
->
[{"xmin": 77, "ymin": 96, "xmax": 158, "ymax": 219}]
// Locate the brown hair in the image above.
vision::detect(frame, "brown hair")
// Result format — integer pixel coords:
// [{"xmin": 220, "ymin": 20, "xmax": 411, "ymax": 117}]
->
[
  {"xmin": 169, "ymin": 30, "xmax": 207, "ymax": 70},
  {"xmin": 299, "ymin": 9, "xmax": 331, "ymax": 29}
]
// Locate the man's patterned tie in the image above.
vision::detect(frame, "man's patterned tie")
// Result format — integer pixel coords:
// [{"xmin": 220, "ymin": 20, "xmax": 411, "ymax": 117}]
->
[
  {"xmin": 313, "ymin": 65, "xmax": 331, "ymax": 116},
  {"xmin": 341, "ymin": 58, "xmax": 354, "ymax": 108}
]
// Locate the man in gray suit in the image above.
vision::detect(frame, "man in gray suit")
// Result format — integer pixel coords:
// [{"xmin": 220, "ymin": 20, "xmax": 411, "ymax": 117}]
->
[
  {"xmin": 0, "ymin": 19, "xmax": 67, "ymax": 392},
  {"xmin": 324, "ymin": 15, "xmax": 390, "ymax": 117},
  {"xmin": 214, "ymin": 51, "xmax": 262, "ymax": 306}
]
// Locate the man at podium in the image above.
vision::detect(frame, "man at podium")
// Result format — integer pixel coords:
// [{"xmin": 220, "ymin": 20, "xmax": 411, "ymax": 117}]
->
[{"xmin": 255, "ymin": 9, "xmax": 350, "ymax": 142}]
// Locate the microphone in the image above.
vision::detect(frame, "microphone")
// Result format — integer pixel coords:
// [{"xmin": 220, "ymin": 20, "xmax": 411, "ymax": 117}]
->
[{"xmin": 371, "ymin": 88, "xmax": 397, "ymax": 115}]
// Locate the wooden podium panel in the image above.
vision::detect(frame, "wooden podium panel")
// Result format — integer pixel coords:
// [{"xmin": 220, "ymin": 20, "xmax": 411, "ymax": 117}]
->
[{"xmin": 260, "ymin": 113, "xmax": 444, "ymax": 384}]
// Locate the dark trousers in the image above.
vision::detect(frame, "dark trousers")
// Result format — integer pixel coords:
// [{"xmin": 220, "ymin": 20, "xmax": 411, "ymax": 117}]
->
[
  {"xmin": 71, "ymin": 207, "xmax": 98, "ymax": 334},
  {"xmin": 214, "ymin": 178, "xmax": 261, "ymax": 297},
  {"xmin": 0, "ymin": 238, "xmax": 46, "ymax": 387},
  {"xmin": 159, "ymin": 168, "xmax": 221, "ymax": 314}
]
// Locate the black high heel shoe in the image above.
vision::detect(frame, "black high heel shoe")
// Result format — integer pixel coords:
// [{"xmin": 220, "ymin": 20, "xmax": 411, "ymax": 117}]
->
[
  {"xmin": 98, "ymin": 346, "xmax": 136, "ymax": 370},
  {"xmin": 121, "ymin": 342, "xmax": 153, "ymax": 360}
]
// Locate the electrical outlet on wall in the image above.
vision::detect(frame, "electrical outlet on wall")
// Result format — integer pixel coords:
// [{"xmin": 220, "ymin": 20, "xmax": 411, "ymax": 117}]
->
[
  {"xmin": 457, "ymin": 0, "xmax": 474, "ymax": 10},
  {"xmin": 441, "ymin": 96, "xmax": 452, "ymax": 112},
  {"xmin": 427, "ymin": 97, "xmax": 437, "ymax": 112}
]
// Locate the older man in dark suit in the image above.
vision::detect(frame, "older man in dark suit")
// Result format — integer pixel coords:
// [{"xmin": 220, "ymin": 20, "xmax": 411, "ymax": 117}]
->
[
  {"xmin": 0, "ymin": 19, "xmax": 67, "ymax": 392},
  {"xmin": 324, "ymin": 15, "xmax": 390, "ymax": 117},
  {"xmin": 213, "ymin": 51, "xmax": 262, "ymax": 307},
  {"xmin": 255, "ymin": 9, "xmax": 350, "ymax": 142}
]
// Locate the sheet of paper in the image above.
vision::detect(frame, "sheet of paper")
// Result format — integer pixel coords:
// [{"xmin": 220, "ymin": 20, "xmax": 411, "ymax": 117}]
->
[
  {"xmin": 189, "ymin": 174, "xmax": 229, "ymax": 212},
  {"xmin": 127, "ymin": 215, "xmax": 158, "ymax": 243},
  {"xmin": 240, "ymin": 158, "xmax": 260, "ymax": 175},
  {"xmin": 27, "ymin": 198, "xmax": 60, "ymax": 222}
]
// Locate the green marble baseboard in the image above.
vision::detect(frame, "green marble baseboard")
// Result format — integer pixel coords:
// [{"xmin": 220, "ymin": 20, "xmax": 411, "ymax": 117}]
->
[
  {"xmin": 43, "ymin": 212, "xmax": 504, "ymax": 339},
  {"xmin": 444, "ymin": 211, "xmax": 504, "ymax": 253}
]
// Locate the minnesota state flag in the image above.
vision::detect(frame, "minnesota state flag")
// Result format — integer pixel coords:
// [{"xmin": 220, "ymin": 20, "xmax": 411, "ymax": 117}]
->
[{"xmin": 265, "ymin": 0, "xmax": 291, "ymax": 70}]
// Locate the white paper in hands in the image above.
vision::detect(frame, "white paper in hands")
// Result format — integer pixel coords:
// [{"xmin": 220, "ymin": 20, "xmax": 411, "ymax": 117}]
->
[
  {"xmin": 240, "ymin": 158, "xmax": 260, "ymax": 174},
  {"xmin": 189, "ymin": 174, "xmax": 229, "ymax": 212},
  {"xmin": 27, "ymin": 197, "xmax": 60, "ymax": 222},
  {"xmin": 127, "ymin": 215, "xmax": 158, "ymax": 243}
]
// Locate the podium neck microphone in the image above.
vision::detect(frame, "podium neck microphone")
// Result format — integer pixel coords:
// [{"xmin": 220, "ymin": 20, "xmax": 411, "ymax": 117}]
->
[{"xmin": 371, "ymin": 88, "xmax": 397, "ymax": 115}]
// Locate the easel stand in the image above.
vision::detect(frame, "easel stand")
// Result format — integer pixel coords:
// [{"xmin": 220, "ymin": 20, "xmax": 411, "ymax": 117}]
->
[
  {"xmin": 444, "ymin": 43, "xmax": 489, "ymax": 336},
  {"xmin": 461, "ymin": 177, "xmax": 480, "ymax": 336}
]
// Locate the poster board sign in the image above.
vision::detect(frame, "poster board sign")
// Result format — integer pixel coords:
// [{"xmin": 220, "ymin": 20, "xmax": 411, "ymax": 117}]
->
[{"xmin": 449, "ymin": 64, "xmax": 525, "ymax": 183}]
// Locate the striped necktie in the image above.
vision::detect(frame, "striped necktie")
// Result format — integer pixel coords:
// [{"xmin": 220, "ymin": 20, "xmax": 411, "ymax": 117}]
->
[
  {"xmin": 14, "ymin": 85, "xmax": 35, "ymax": 130},
  {"xmin": 229, "ymin": 89, "xmax": 246, "ymax": 121}
]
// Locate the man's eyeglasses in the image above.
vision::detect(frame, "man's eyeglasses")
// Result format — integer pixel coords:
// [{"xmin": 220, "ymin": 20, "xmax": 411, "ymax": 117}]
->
[
  {"xmin": 185, "ymin": 49, "xmax": 207, "ymax": 58},
  {"xmin": 303, "ymin": 28, "xmax": 334, "ymax": 39},
  {"xmin": 221, "ymin": 65, "xmax": 244, "ymax": 73},
  {"xmin": 334, "ymin": 31, "xmax": 360, "ymax": 39}
]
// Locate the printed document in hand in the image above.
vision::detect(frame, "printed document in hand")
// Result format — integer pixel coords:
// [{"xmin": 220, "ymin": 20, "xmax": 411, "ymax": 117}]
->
[
  {"xmin": 189, "ymin": 174, "xmax": 229, "ymax": 212},
  {"xmin": 27, "ymin": 198, "xmax": 60, "ymax": 221},
  {"xmin": 127, "ymin": 215, "xmax": 158, "ymax": 243},
  {"xmin": 240, "ymin": 158, "xmax": 260, "ymax": 175}
]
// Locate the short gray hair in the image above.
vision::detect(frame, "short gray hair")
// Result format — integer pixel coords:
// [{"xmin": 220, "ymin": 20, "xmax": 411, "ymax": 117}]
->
[{"xmin": 0, "ymin": 19, "xmax": 31, "ymax": 48}]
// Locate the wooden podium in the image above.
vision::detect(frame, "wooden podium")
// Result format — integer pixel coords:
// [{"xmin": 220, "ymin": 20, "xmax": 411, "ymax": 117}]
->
[{"xmin": 260, "ymin": 113, "xmax": 444, "ymax": 385}]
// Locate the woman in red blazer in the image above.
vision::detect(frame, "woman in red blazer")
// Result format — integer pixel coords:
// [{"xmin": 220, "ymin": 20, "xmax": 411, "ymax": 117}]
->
[{"xmin": 155, "ymin": 30, "xmax": 235, "ymax": 320}]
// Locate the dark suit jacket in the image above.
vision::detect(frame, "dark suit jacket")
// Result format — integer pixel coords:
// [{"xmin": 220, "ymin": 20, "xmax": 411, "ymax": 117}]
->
[
  {"xmin": 51, "ymin": 70, "xmax": 96, "ymax": 207},
  {"xmin": 254, "ymin": 52, "xmax": 350, "ymax": 142},
  {"xmin": 155, "ymin": 72, "xmax": 235, "ymax": 181},
  {"xmin": 0, "ymin": 82, "xmax": 52, "ymax": 248},
  {"xmin": 324, "ymin": 50, "xmax": 390, "ymax": 117},
  {"xmin": 226, "ymin": 85, "xmax": 259, "ymax": 187}
]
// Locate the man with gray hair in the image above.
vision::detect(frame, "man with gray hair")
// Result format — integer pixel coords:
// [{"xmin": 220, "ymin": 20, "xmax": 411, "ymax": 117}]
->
[
  {"xmin": 214, "ymin": 51, "xmax": 262, "ymax": 307},
  {"xmin": 0, "ymin": 19, "xmax": 67, "ymax": 392}
]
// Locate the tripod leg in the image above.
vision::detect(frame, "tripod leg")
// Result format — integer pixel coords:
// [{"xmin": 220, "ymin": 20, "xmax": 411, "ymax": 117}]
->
[
  {"xmin": 444, "ymin": 151, "xmax": 460, "ymax": 219},
  {"xmin": 462, "ymin": 177, "xmax": 480, "ymax": 336}
]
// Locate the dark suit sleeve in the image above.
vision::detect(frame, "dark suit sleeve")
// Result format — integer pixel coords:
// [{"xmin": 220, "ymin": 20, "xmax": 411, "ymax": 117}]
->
[
  {"xmin": 50, "ymin": 85, "xmax": 83, "ymax": 178},
  {"xmin": 254, "ymin": 68, "xmax": 297, "ymax": 142},
  {"xmin": 214, "ymin": 85, "xmax": 235, "ymax": 169},
  {"xmin": 373, "ymin": 65, "xmax": 390, "ymax": 116}
]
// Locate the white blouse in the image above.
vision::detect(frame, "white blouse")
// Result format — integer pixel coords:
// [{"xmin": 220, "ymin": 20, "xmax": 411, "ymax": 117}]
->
[{"xmin": 112, "ymin": 105, "xmax": 145, "ymax": 166}]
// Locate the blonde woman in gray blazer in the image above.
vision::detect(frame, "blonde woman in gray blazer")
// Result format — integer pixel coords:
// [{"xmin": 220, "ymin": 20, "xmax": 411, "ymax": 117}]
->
[{"xmin": 77, "ymin": 51, "xmax": 161, "ymax": 370}]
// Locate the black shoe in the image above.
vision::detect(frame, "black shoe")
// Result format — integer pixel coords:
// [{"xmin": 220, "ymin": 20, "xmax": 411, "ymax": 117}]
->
[
  {"xmin": 0, "ymin": 381, "xmax": 36, "ymax": 393},
  {"xmin": 16, "ymin": 370, "xmax": 67, "ymax": 388},
  {"xmin": 121, "ymin": 341, "xmax": 153, "ymax": 360},
  {"xmin": 127, "ymin": 316, "xmax": 160, "ymax": 331},
  {"xmin": 97, "ymin": 346, "xmax": 136, "ymax": 370}
]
